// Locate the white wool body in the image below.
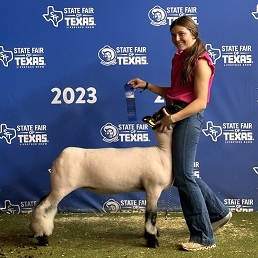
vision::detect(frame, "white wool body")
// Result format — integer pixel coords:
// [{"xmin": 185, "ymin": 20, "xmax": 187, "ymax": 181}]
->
[{"xmin": 30, "ymin": 128, "xmax": 173, "ymax": 247}]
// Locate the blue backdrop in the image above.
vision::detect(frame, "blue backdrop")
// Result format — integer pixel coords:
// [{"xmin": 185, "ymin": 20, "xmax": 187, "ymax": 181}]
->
[{"xmin": 0, "ymin": 0, "xmax": 257, "ymax": 214}]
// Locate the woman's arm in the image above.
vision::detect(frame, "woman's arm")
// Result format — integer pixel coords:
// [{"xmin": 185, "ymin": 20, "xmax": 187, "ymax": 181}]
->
[{"xmin": 127, "ymin": 78, "xmax": 169, "ymax": 98}]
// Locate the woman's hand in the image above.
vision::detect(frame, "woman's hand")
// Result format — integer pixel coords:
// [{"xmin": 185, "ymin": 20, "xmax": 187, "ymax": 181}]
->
[
  {"xmin": 156, "ymin": 108, "xmax": 174, "ymax": 132},
  {"xmin": 127, "ymin": 78, "xmax": 147, "ymax": 90}
]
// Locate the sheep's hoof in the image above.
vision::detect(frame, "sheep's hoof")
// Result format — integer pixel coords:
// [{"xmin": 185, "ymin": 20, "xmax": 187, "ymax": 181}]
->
[
  {"xmin": 146, "ymin": 236, "xmax": 159, "ymax": 248},
  {"xmin": 144, "ymin": 229, "xmax": 160, "ymax": 239},
  {"xmin": 37, "ymin": 234, "xmax": 49, "ymax": 246},
  {"xmin": 144, "ymin": 231, "xmax": 159, "ymax": 248}
]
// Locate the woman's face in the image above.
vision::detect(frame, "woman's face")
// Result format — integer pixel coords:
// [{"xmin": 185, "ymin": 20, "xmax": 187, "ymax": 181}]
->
[{"xmin": 171, "ymin": 25, "xmax": 196, "ymax": 51}]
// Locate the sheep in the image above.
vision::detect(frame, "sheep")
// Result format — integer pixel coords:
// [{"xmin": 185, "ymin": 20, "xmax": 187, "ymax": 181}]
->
[{"xmin": 30, "ymin": 122, "xmax": 173, "ymax": 248}]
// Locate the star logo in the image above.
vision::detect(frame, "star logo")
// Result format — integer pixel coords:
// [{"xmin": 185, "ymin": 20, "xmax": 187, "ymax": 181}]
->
[
  {"xmin": 253, "ymin": 167, "xmax": 258, "ymax": 174},
  {"xmin": 251, "ymin": 4, "xmax": 258, "ymax": 19}
]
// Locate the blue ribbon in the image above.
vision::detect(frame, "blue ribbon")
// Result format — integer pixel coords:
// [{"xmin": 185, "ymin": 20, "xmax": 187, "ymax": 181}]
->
[{"xmin": 124, "ymin": 83, "xmax": 137, "ymax": 121}]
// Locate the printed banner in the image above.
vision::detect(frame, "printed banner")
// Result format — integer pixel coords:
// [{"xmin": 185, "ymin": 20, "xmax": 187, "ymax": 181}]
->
[{"xmin": 0, "ymin": 0, "xmax": 257, "ymax": 214}]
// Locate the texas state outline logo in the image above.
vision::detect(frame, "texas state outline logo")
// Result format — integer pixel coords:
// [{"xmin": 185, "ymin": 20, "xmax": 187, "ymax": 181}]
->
[
  {"xmin": 0, "ymin": 200, "xmax": 20, "ymax": 214},
  {"xmin": 206, "ymin": 43, "xmax": 221, "ymax": 65},
  {"xmin": 0, "ymin": 46, "xmax": 13, "ymax": 67},
  {"xmin": 202, "ymin": 121, "xmax": 222, "ymax": 142},
  {"xmin": 43, "ymin": 6, "xmax": 63, "ymax": 27},
  {"xmin": 0, "ymin": 124, "xmax": 16, "ymax": 144}
]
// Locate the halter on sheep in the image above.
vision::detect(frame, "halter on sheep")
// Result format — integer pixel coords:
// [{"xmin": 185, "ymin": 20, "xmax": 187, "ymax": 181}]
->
[{"xmin": 30, "ymin": 115, "xmax": 174, "ymax": 248}]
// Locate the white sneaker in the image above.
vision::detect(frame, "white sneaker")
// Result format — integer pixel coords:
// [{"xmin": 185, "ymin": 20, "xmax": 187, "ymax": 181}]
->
[
  {"xmin": 181, "ymin": 242, "xmax": 216, "ymax": 251},
  {"xmin": 212, "ymin": 211, "xmax": 232, "ymax": 231}
]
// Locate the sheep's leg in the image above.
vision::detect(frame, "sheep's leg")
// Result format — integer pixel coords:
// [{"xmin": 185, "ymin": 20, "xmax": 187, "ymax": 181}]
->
[
  {"xmin": 144, "ymin": 190, "xmax": 161, "ymax": 248},
  {"xmin": 144, "ymin": 209, "xmax": 159, "ymax": 248},
  {"xmin": 30, "ymin": 190, "xmax": 64, "ymax": 246},
  {"xmin": 30, "ymin": 153, "xmax": 83, "ymax": 246}
]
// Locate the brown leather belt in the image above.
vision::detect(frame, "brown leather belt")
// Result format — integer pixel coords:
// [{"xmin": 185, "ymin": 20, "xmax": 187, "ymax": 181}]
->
[{"xmin": 166, "ymin": 99, "xmax": 189, "ymax": 109}]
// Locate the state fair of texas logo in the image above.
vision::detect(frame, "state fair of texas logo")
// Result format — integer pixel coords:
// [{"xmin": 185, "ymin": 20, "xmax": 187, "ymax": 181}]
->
[
  {"xmin": 42, "ymin": 5, "xmax": 96, "ymax": 28},
  {"xmin": 206, "ymin": 43, "xmax": 253, "ymax": 67},
  {"xmin": 0, "ymin": 45, "xmax": 46, "ymax": 68},
  {"xmin": 98, "ymin": 45, "xmax": 148, "ymax": 66},
  {"xmin": 202, "ymin": 121, "xmax": 254, "ymax": 144},
  {"xmin": 148, "ymin": 5, "xmax": 198, "ymax": 26}
]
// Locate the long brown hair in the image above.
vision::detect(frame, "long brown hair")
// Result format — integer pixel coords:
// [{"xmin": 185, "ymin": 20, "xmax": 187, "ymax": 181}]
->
[{"xmin": 170, "ymin": 16, "xmax": 206, "ymax": 86}]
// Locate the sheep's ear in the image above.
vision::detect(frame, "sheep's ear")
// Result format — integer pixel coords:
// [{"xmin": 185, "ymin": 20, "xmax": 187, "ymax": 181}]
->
[
  {"xmin": 142, "ymin": 116, "xmax": 155, "ymax": 127},
  {"xmin": 142, "ymin": 116, "xmax": 161, "ymax": 130}
]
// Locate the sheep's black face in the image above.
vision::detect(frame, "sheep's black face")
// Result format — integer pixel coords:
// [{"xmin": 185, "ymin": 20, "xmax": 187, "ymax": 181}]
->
[
  {"xmin": 142, "ymin": 105, "xmax": 182, "ymax": 129},
  {"xmin": 142, "ymin": 106, "xmax": 166, "ymax": 128},
  {"xmin": 152, "ymin": 107, "xmax": 165, "ymax": 123},
  {"xmin": 152, "ymin": 105, "xmax": 182, "ymax": 122}
]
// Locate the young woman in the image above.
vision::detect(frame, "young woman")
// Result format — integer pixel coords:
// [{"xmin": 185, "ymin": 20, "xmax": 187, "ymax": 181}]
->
[{"xmin": 128, "ymin": 15, "xmax": 232, "ymax": 251}]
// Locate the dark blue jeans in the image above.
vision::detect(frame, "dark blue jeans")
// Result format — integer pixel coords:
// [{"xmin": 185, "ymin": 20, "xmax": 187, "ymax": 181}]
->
[{"xmin": 172, "ymin": 111, "xmax": 229, "ymax": 245}]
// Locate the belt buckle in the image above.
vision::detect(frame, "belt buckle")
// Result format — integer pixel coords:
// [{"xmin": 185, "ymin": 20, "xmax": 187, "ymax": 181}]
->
[
  {"xmin": 166, "ymin": 99, "xmax": 174, "ymax": 106},
  {"xmin": 165, "ymin": 99, "xmax": 183, "ymax": 114},
  {"xmin": 166, "ymin": 104, "xmax": 182, "ymax": 114},
  {"xmin": 172, "ymin": 105, "xmax": 183, "ymax": 113}
]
